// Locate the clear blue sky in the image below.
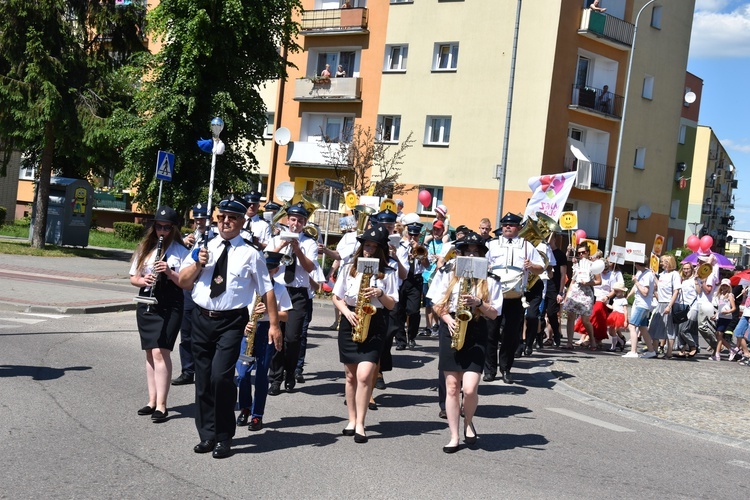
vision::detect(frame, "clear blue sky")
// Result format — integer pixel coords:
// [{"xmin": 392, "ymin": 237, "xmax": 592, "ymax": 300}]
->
[{"xmin": 688, "ymin": 1, "xmax": 750, "ymax": 228}]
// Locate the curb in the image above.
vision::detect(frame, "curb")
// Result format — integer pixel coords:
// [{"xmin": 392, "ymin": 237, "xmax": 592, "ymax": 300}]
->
[{"xmin": 0, "ymin": 301, "xmax": 137, "ymax": 315}]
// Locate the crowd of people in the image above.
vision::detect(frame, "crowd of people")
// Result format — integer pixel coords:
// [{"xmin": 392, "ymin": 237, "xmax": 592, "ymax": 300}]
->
[{"xmin": 128, "ymin": 196, "xmax": 748, "ymax": 458}]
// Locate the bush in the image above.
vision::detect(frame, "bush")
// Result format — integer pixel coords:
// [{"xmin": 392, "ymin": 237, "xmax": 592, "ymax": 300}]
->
[
  {"xmin": 0, "ymin": 206, "xmax": 6, "ymax": 226},
  {"xmin": 114, "ymin": 222, "xmax": 144, "ymax": 241}
]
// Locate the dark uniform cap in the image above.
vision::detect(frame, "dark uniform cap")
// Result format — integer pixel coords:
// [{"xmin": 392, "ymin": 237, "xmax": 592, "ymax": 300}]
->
[
  {"xmin": 264, "ymin": 201, "xmax": 282, "ymax": 211},
  {"xmin": 154, "ymin": 206, "xmax": 179, "ymax": 225},
  {"xmin": 500, "ymin": 212, "xmax": 523, "ymax": 225},
  {"xmin": 406, "ymin": 222, "xmax": 424, "ymax": 235},
  {"xmin": 455, "ymin": 231, "xmax": 488, "ymax": 256},
  {"xmin": 357, "ymin": 225, "xmax": 389, "ymax": 252},
  {"xmin": 376, "ymin": 209, "xmax": 398, "ymax": 223},
  {"xmin": 243, "ymin": 191, "xmax": 262, "ymax": 204},
  {"xmin": 218, "ymin": 194, "xmax": 251, "ymax": 215},
  {"xmin": 263, "ymin": 251, "xmax": 285, "ymax": 269},
  {"xmin": 492, "ymin": 228, "xmax": 504, "ymax": 237},
  {"xmin": 455, "ymin": 224, "xmax": 470, "ymax": 235},
  {"xmin": 192, "ymin": 202, "xmax": 213, "ymax": 219},
  {"xmin": 286, "ymin": 202, "xmax": 309, "ymax": 219}
]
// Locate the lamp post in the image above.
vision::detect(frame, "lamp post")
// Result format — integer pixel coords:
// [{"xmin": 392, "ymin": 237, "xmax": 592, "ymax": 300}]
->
[
  {"xmin": 604, "ymin": 0, "xmax": 655, "ymax": 256},
  {"xmin": 205, "ymin": 117, "xmax": 225, "ymax": 239}
]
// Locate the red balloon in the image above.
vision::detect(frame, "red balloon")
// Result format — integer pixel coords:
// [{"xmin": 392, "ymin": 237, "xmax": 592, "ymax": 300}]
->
[
  {"xmin": 686, "ymin": 235, "xmax": 700, "ymax": 252},
  {"xmin": 700, "ymin": 235, "xmax": 714, "ymax": 252},
  {"xmin": 418, "ymin": 189, "xmax": 432, "ymax": 208},
  {"xmin": 575, "ymin": 229, "xmax": 587, "ymax": 243}
]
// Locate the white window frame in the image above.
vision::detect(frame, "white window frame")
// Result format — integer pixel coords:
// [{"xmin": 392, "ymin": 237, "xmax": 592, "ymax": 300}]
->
[
  {"xmin": 301, "ymin": 113, "xmax": 355, "ymax": 143},
  {"xmin": 642, "ymin": 74, "xmax": 654, "ymax": 100},
  {"xmin": 432, "ymin": 42, "xmax": 459, "ymax": 71},
  {"xmin": 651, "ymin": 5, "xmax": 663, "ymax": 29},
  {"xmin": 424, "ymin": 116, "xmax": 451, "ymax": 146},
  {"xmin": 19, "ymin": 164, "xmax": 36, "ymax": 180},
  {"xmin": 678, "ymin": 124, "xmax": 686, "ymax": 145},
  {"xmin": 264, "ymin": 112, "xmax": 275, "ymax": 138},
  {"xmin": 384, "ymin": 44, "xmax": 408, "ymax": 72},
  {"xmin": 376, "ymin": 115, "xmax": 401, "ymax": 143},
  {"xmin": 634, "ymin": 147, "xmax": 646, "ymax": 170},
  {"xmin": 416, "ymin": 185, "xmax": 444, "ymax": 215}
]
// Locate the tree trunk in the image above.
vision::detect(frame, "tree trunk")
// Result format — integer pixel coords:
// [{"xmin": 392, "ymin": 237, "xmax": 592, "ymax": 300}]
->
[{"xmin": 31, "ymin": 121, "xmax": 55, "ymax": 249}]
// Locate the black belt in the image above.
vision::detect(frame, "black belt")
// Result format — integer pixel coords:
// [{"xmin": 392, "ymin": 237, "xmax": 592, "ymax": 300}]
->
[{"xmin": 196, "ymin": 306, "xmax": 246, "ymax": 319}]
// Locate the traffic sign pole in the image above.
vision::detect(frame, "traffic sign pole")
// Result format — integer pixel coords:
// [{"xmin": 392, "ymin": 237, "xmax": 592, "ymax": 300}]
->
[{"xmin": 157, "ymin": 180, "xmax": 164, "ymax": 208}]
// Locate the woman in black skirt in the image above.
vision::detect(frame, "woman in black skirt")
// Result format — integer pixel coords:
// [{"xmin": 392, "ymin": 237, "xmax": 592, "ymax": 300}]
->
[
  {"xmin": 129, "ymin": 207, "xmax": 189, "ymax": 423},
  {"xmin": 332, "ymin": 226, "xmax": 398, "ymax": 443},
  {"xmin": 427, "ymin": 232, "xmax": 502, "ymax": 453}
]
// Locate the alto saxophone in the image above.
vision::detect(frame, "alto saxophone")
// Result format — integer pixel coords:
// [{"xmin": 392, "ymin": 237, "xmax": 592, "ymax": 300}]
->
[
  {"xmin": 351, "ymin": 271, "xmax": 376, "ymax": 343},
  {"xmin": 451, "ymin": 277, "xmax": 473, "ymax": 351},
  {"xmin": 239, "ymin": 293, "xmax": 264, "ymax": 365}
]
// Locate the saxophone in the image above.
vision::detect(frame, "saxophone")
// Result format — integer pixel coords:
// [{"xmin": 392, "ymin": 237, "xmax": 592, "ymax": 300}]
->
[
  {"xmin": 451, "ymin": 277, "xmax": 473, "ymax": 351},
  {"xmin": 238, "ymin": 293, "xmax": 264, "ymax": 365},
  {"xmin": 351, "ymin": 271, "xmax": 377, "ymax": 343}
]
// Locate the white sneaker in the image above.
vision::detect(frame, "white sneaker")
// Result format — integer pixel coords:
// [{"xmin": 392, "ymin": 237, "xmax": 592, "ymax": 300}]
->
[
  {"xmin": 622, "ymin": 351, "xmax": 639, "ymax": 358},
  {"xmin": 640, "ymin": 351, "xmax": 657, "ymax": 359}
]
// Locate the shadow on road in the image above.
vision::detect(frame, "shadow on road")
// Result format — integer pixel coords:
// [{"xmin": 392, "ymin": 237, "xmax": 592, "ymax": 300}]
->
[{"xmin": 0, "ymin": 364, "xmax": 91, "ymax": 380}]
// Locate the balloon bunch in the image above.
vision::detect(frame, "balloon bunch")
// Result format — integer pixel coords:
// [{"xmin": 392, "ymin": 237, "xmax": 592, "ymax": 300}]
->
[{"xmin": 687, "ymin": 234, "xmax": 713, "ymax": 254}]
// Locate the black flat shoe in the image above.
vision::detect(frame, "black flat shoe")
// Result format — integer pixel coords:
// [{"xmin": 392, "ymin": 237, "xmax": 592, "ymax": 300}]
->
[
  {"xmin": 268, "ymin": 384, "xmax": 281, "ymax": 396},
  {"xmin": 442, "ymin": 444, "xmax": 460, "ymax": 454},
  {"xmin": 295, "ymin": 371, "xmax": 305, "ymax": 384},
  {"xmin": 236, "ymin": 411, "xmax": 249, "ymax": 427},
  {"xmin": 284, "ymin": 378, "xmax": 296, "ymax": 393},
  {"xmin": 212, "ymin": 440, "xmax": 232, "ymax": 459},
  {"xmin": 502, "ymin": 372, "xmax": 514, "ymax": 384},
  {"xmin": 368, "ymin": 402, "xmax": 378, "ymax": 411},
  {"xmin": 193, "ymin": 439, "xmax": 215, "ymax": 454},
  {"xmin": 464, "ymin": 422, "xmax": 478, "ymax": 446},
  {"xmin": 151, "ymin": 410, "xmax": 169, "ymax": 423},
  {"xmin": 482, "ymin": 373, "xmax": 495, "ymax": 382},
  {"xmin": 137, "ymin": 405, "xmax": 155, "ymax": 416},
  {"xmin": 171, "ymin": 373, "xmax": 194, "ymax": 386},
  {"xmin": 342, "ymin": 428, "xmax": 356, "ymax": 436},
  {"xmin": 354, "ymin": 433, "xmax": 368, "ymax": 443}
]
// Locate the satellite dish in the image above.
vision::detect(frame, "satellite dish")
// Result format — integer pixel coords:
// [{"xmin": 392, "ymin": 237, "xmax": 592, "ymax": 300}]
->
[
  {"xmin": 275, "ymin": 181, "xmax": 294, "ymax": 202},
  {"xmin": 684, "ymin": 91, "xmax": 696, "ymax": 104},
  {"xmin": 274, "ymin": 127, "xmax": 291, "ymax": 146},
  {"xmin": 637, "ymin": 205, "xmax": 652, "ymax": 220}
]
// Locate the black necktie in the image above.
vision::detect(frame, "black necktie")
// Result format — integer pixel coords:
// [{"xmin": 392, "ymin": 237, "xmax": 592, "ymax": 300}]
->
[
  {"xmin": 507, "ymin": 238, "xmax": 513, "ymax": 244},
  {"xmin": 284, "ymin": 252, "xmax": 297, "ymax": 284},
  {"xmin": 210, "ymin": 240, "xmax": 231, "ymax": 298}
]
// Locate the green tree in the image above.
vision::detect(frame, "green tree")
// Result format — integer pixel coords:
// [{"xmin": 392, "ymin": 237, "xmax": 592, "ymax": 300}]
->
[
  {"xmin": 112, "ymin": 0, "xmax": 301, "ymax": 216},
  {"xmin": 0, "ymin": 0, "xmax": 148, "ymax": 248}
]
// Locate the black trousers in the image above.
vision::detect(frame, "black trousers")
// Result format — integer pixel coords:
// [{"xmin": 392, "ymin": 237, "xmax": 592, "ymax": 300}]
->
[
  {"xmin": 178, "ymin": 291, "xmax": 196, "ymax": 376},
  {"xmin": 394, "ymin": 276, "xmax": 423, "ymax": 347},
  {"xmin": 191, "ymin": 308, "xmax": 248, "ymax": 442},
  {"xmin": 269, "ymin": 287, "xmax": 311, "ymax": 386},
  {"xmin": 484, "ymin": 298, "xmax": 524, "ymax": 376},
  {"xmin": 540, "ymin": 290, "xmax": 562, "ymax": 345},
  {"xmin": 523, "ymin": 281, "xmax": 545, "ymax": 350}
]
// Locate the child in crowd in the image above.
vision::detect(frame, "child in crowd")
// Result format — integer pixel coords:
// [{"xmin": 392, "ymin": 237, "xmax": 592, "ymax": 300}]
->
[{"xmin": 605, "ymin": 282, "xmax": 628, "ymax": 351}]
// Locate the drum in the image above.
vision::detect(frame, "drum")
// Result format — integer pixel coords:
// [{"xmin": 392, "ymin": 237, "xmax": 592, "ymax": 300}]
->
[{"xmin": 493, "ymin": 266, "xmax": 525, "ymax": 299}]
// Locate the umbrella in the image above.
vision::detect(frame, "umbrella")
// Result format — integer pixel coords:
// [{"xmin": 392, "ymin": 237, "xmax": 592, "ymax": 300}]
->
[
  {"xmin": 680, "ymin": 251, "xmax": 735, "ymax": 269},
  {"xmin": 730, "ymin": 269, "xmax": 750, "ymax": 287}
]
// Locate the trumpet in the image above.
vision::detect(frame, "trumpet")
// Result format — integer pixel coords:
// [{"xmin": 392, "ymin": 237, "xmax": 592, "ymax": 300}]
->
[{"xmin": 411, "ymin": 245, "xmax": 427, "ymax": 259}]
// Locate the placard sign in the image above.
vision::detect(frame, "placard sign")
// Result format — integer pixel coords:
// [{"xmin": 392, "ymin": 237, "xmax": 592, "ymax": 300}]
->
[
  {"xmin": 624, "ymin": 241, "xmax": 646, "ymax": 263},
  {"xmin": 609, "ymin": 244, "xmax": 626, "ymax": 265}
]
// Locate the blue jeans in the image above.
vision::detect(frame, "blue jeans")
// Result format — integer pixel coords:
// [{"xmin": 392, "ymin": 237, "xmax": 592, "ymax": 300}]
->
[{"xmin": 236, "ymin": 322, "xmax": 273, "ymax": 418}]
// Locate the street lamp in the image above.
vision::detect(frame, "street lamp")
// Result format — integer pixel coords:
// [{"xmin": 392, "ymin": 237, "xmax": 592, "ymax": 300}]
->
[
  {"xmin": 205, "ymin": 117, "xmax": 225, "ymax": 239},
  {"xmin": 604, "ymin": 0, "xmax": 655, "ymax": 256}
]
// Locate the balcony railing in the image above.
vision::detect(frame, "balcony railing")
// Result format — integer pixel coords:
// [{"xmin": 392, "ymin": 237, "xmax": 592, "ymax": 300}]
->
[
  {"xmin": 294, "ymin": 77, "xmax": 362, "ymax": 102},
  {"xmin": 286, "ymin": 141, "xmax": 349, "ymax": 168},
  {"xmin": 578, "ymin": 8, "xmax": 634, "ymax": 48},
  {"xmin": 300, "ymin": 7, "xmax": 368, "ymax": 34},
  {"xmin": 570, "ymin": 84, "xmax": 623, "ymax": 118},
  {"xmin": 565, "ymin": 156, "xmax": 614, "ymax": 191}
]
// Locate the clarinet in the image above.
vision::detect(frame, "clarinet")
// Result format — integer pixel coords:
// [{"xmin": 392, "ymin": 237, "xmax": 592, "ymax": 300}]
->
[{"xmin": 144, "ymin": 236, "xmax": 164, "ymax": 312}]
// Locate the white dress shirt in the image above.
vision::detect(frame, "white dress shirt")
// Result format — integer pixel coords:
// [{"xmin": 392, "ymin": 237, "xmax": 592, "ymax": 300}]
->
[
  {"xmin": 426, "ymin": 270, "xmax": 503, "ymax": 315},
  {"xmin": 268, "ymin": 233, "xmax": 319, "ymax": 288},
  {"xmin": 333, "ymin": 264, "xmax": 399, "ymax": 308}
]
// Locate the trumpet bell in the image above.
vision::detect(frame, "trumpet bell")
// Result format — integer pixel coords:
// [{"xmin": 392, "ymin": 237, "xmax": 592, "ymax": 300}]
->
[
  {"xmin": 354, "ymin": 205, "xmax": 376, "ymax": 235},
  {"xmin": 536, "ymin": 212, "xmax": 563, "ymax": 236},
  {"xmin": 303, "ymin": 224, "xmax": 319, "ymax": 240}
]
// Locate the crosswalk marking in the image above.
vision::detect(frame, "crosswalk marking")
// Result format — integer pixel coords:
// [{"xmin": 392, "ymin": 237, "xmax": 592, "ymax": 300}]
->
[
  {"xmin": 546, "ymin": 408, "xmax": 635, "ymax": 432},
  {"xmin": 0, "ymin": 317, "xmax": 48, "ymax": 325},
  {"xmin": 20, "ymin": 313, "xmax": 69, "ymax": 319},
  {"xmin": 728, "ymin": 460, "xmax": 750, "ymax": 470}
]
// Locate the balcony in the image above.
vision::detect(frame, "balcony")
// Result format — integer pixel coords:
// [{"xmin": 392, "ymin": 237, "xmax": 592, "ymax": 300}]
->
[
  {"xmin": 286, "ymin": 141, "xmax": 349, "ymax": 169},
  {"xmin": 570, "ymin": 85, "xmax": 623, "ymax": 119},
  {"xmin": 300, "ymin": 8, "xmax": 368, "ymax": 35},
  {"xmin": 564, "ymin": 155, "xmax": 614, "ymax": 191},
  {"xmin": 578, "ymin": 8, "xmax": 634, "ymax": 49},
  {"xmin": 294, "ymin": 77, "xmax": 362, "ymax": 102}
]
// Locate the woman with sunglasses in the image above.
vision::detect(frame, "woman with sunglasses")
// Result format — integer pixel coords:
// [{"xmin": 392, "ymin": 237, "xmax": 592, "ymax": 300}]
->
[
  {"xmin": 561, "ymin": 243, "xmax": 601, "ymax": 349},
  {"xmin": 129, "ymin": 206, "xmax": 189, "ymax": 423}
]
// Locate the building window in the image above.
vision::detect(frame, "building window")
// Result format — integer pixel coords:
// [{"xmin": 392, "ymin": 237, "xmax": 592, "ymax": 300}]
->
[
  {"xmin": 390, "ymin": 0, "xmax": 413, "ymax": 3},
  {"xmin": 315, "ymin": 50, "xmax": 357, "ymax": 78},
  {"xmin": 264, "ymin": 113, "xmax": 275, "ymax": 138},
  {"xmin": 433, "ymin": 43, "xmax": 458, "ymax": 71},
  {"xmin": 670, "ymin": 199, "xmax": 680, "ymax": 219},
  {"xmin": 19, "ymin": 164, "xmax": 35, "ymax": 180},
  {"xmin": 384, "ymin": 44, "xmax": 408, "ymax": 72},
  {"xmin": 302, "ymin": 113, "xmax": 355, "ymax": 143},
  {"xmin": 417, "ymin": 185, "xmax": 444, "ymax": 215},
  {"xmin": 651, "ymin": 5, "xmax": 662, "ymax": 29},
  {"xmin": 376, "ymin": 115, "xmax": 401, "ymax": 142},
  {"xmin": 642, "ymin": 75, "xmax": 654, "ymax": 100},
  {"xmin": 678, "ymin": 124, "xmax": 686, "ymax": 144},
  {"xmin": 634, "ymin": 147, "xmax": 646, "ymax": 170},
  {"xmin": 424, "ymin": 116, "xmax": 451, "ymax": 146}
]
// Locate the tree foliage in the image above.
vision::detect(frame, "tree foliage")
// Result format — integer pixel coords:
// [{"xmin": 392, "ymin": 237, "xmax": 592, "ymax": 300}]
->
[
  {"xmin": 112, "ymin": 0, "xmax": 302, "ymax": 216},
  {"xmin": 0, "ymin": 0, "xmax": 148, "ymax": 247}
]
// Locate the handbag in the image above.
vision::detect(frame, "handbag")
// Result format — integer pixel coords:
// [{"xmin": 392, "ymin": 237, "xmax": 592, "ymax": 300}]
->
[{"xmin": 671, "ymin": 303, "xmax": 689, "ymax": 325}]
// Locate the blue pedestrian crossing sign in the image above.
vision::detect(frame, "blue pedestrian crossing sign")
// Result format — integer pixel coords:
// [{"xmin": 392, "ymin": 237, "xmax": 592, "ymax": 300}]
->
[{"xmin": 155, "ymin": 151, "xmax": 175, "ymax": 181}]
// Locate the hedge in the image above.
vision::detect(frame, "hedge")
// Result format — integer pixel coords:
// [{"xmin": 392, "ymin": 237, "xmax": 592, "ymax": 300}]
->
[{"xmin": 114, "ymin": 222, "xmax": 144, "ymax": 241}]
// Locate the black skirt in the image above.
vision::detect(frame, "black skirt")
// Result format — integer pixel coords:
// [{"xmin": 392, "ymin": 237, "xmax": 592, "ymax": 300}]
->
[
  {"xmin": 338, "ymin": 307, "xmax": 387, "ymax": 364},
  {"xmin": 438, "ymin": 316, "xmax": 487, "ymax": 373},
  {"xmin": 135, "ymin": 298, "xmax": 183, "ymax": 351}
]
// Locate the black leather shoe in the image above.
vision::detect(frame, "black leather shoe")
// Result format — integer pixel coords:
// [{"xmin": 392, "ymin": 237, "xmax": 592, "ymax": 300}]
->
[
  {"xmin": 249, "ymin": 417, "xmax": 263, "ymax": 432},
  {"xmin": 395, "ymin": 345, "xmax": 406, "ymax": 351},
  {"xmin": 212, "ymin": 440, "xmax": 232, "ymax": 459},
  {"xmin": 236, "ymin": 410, "xmax": 249, "ymax": 427},
  {"xmin": 354, "ymin": 433, "xmax": 368, "ymax": 444},
  {"xmin": 342, "ymin": 428, "xmax": 356, "ymax": 436},
  {"xmin": 171, "ymin": 373, "xmax": 194, "ymax": 386},
  {"xmin": 193, "ymin": 439, "xmax": 215, "ymax": 454},
  {"xmin": 442, "ymin": 444, "xmax": 459, "ymax": 454},
  {"xmin": 151, "ymin": 409, "xmax": 169, "ymax": 423},
  {"xmin": 502, "ymin": 371, "xmax": 514, "ymax": 384},
  {"xmin": 295, "ymin": 371, "xmax": 305, "ymax": 384},
  {"xmin": 368, "ymin": 402, "xmax": 378, "ymax": 411},
  {"xmin": 375, "ymin": 377, "xmax": 386, "ymax": 390},
  {"xmin": 137, "ymin": 405, "xmax": 155, "ymax": 416},
  {"xmin": 482, "ymin": 373, "xmax": 495, "ymax": 382},
  {"xmin": 524, "ymin": 346, "xmax": 533, "ymax": 356},
  {"xmin": 268, "ymin": 384, "xmax": 281, "ymax": 396},
  {"xmin": 284, "ymin": 378, "xmax": 296, "ymax": 393},
  {"xmin": 438, "ymin": 409, "xmax": 447, "ymax": 419},
  {"xmin": 464, "ymin": 422, "xmax": 478, "ymax": 446}
]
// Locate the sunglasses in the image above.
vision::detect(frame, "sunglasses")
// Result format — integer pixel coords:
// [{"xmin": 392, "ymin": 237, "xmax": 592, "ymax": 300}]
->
[
  {"xmin": 218, "ymin": 214, "xmax": 239, "ymax": 222},
  {"xmin": 502, "ymin": 223, "xmax": 518, "ymax": 227},
  {"xmin": 154, "ymin": 223, "xmax": 173, "ymax": 231},
  {"xmin": 576, "ymin": 250, "xmax": 588, "ymax": 255}
]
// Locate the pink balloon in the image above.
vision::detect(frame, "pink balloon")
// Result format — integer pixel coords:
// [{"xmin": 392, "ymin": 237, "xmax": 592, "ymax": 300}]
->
[
  {"xmin": 686, "ymin": 235, "xmax": 700, "ymax": 252},
  {"xmin": 575, "ymin": 229, "xmax": 587, "ymax": 242},
  {"xmin": 418, "ymin": 189, "xmax": 432, "ymax": 208},
  {"xmin": 700, "ymin": 235, "xmax": 714, "ymax": 252}
]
